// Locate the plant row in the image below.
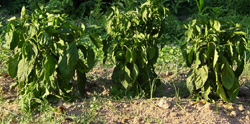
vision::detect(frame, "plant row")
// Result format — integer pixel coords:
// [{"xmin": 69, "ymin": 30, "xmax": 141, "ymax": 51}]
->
[{"xmin": 4, "ymin": 0, "xmax": 248, "ymax": 112}]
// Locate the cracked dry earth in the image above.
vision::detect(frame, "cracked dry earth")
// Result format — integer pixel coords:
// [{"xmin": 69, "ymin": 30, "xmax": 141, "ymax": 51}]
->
[{"xmin": 1, "ymin": 66, "xmax": 250, "ymax": 124}]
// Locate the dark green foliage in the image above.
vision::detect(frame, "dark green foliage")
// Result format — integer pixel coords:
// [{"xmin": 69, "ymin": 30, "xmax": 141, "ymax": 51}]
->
[
  {"xmin": 181, "ymin": 17, "xmax": 248, "ymax": 102},
  {"xmin": 102, "ymin": 0, "xmax": 169, "ymax": 97},
  {"xmin": 5, "ymin": 6, "xmax": 95, "ymax": 112}
]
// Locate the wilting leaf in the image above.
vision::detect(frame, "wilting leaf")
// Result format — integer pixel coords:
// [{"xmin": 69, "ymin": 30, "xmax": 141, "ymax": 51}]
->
[{"xmin": 195, "ymin": 65, "xmax": 208, "ymax": 89}]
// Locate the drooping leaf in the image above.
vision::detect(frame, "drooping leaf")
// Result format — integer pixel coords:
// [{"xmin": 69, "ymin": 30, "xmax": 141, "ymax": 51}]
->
[
  {"xmin": 45, "ymin": 26, "xmax": 58, "ymax": 35},
  {"xmin": 202, "ymin": 80, "xmax": 212, "ymax": 101},
  {"xmin": 58, "ymin": 42, "xmax": 79, "ymax": 82},
  {"xmin": 17, "ymin": 58, "xmax": 35, "ymax": 83},
  {"xmin": 188, "ymin": 48, "xmax": 194, "ymax": 64},
  {"xmin": 221, "ymin": 62, "xmax": 235, "ymax": 90},
  {"xmin": 195, "ymin": 65, "xmax": 208, "ymax": 89},
  {"xmin": 8, "ymin": 54, "xmax": 20, "ymax": 78},
  {"xmin": 87, "ymin": 48, "xmax": 95, "ymax": 70},
  {"xmin": 28, "ymin": 25, "xmax": 37, "ymax": 38},
  {"xmin": 44, "ymin": 54, "xmax": 57, "ymax": 82},
  {"xmin": 147, "ymin": 46, "xmax": 156, "ymax": 60},
  {"xmin": 77, "ymin": 69, "xmax": 87, "ymax": 96},
  {"xmin": 119, "ymin": 66, "xmax": 131, "ymax": 89},
  {"xmin": 131, "ymin": 64, "xmax": 139, "ymax": 84},
  {"xmin": 227, "ymin": 78, "xmax": 240, "ymax": 102},
  {"xmin": 89, "ymin": 34, "xmax": 102, "ymax": 48},
  {"xmin": 186, "ymin": 72, "xmax": 195, "ymax": 94},
  {"xmin": 216, "ymin": 81, "xmax": 229, "ymax": 103},
  {"xmin": 213, "ymin": 49, "xmax": 219, "ymax": 68},
  {"xmin": 5, "ymin": 31, "xmax": 19, "ymax": 50},
  {"xmin": 125, "ymin": 48, "xmax": 133, "ymax": 63}
]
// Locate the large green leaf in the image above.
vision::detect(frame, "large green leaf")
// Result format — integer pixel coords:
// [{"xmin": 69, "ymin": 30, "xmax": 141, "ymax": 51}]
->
[
  {"xmin": 45, "ymin": 26, "xmax": 58, "ymax": 35},
  {"xmin": 119, "ymin": 66, "xmax": 131, "ymax": 89},
  {"xmin": 202, "ymin": 80, "xmax": 212, "ymax": 101},
  {"xmin": 8, "ymin": 54, "xmax": 20, "ymax": 78},
  {"xmin": 87, "ymin": 48, "xmax": 95, "ymax": 70},
  {"xmin": 195, "ymin": 65, "xmax": 208, "ymax": 89},
  {"xmin": 221, "ymin": 62, "xmax": 235, "ymax": 90},
  {"xmin": 131, "ymin": 64, "xmax": 139, "ymax": 84},
  {"xmin": 58, "ymin": 42, "xmax": 79, "ymax": 81},
  {"xmin": 89, "ymin": 34, "xmax": 102, "ymax": 48},
  {"xmin": 17, "ymin": 58, "xmax": 35, "ymax": 83},
  {"xmin": 147, "ymin": 46, "xmax": 156, "ymax": 60},
  {"xmin": 188, "ymin": 48, "xmax": 194, "ymax": 65},
  {"xmin": 227, "ymin": 78, "xmax": 240, "ymax": 102},
  {"xmin": 186, "ymin": 72, "xmax": 195, "ymax": 94},
  {"xmin": 5, "ymin": 31, "xmax": 19, "ymax": 50},
  {"xmin": 44, "ymin": 54, "xmax": 57, "ymax": 82},
  {"xmin": 28, "ymin": 25, "xmax": 37, "ymax": 38},
  {"xmin": 125, "ymin": 48, "xmax": 133, "ymax": 63},
  {"xmin": 77, "ymin": 69, "xmax": 87, "ymax": 96},
  {"xmin": 216, "ymin": 81, "xmax": 229, "ymax": 103}
]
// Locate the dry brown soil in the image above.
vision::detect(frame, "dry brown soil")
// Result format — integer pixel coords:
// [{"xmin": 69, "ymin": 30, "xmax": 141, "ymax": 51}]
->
[{"xmin": 1, "ymin": 66, "xmax": 250, "ymax": 124}]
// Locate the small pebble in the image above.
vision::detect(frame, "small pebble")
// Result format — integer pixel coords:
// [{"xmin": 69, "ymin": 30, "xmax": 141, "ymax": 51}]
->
[
  {"xmin": 230, "ymin": 111, "xmax": 237, "ymax": 117},
  {"xmin": 170, "ymin": 112, "xmax": 178, "ymax": 117},
  {"xmin": 204, "ymin": 103, "xmax": 212, "ymax": 110},
  {"xmin": 238, "ymin": 104, "xmax": 244, "ymax": 111},
  {"xmin": 246, "ymin": 115, "xmax": 250, "ymax": 121}
]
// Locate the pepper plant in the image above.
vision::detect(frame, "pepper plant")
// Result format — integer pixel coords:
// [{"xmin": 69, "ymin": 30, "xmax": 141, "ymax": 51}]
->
[
  {"xmin": 181, "ymin": 17, "xmax": 247, "ymax": 102},
  {"xmin": 103, "ymin": 0, "xmax": 169, "ymax": 97},
  {"xmin": 5, "ymin": 6, "xmax": 95, "ymax": 111}
]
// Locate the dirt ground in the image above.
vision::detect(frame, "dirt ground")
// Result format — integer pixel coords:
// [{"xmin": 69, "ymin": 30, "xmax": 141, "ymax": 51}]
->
[{"xmin": 1, "ymin": 66, "xmax": 250, "ymax": 124}]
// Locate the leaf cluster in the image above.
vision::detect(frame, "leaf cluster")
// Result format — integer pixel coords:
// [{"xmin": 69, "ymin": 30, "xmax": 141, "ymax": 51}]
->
[
  {"xmin": 182, "ymin": 17, "xmax": 248, "ymax": 102},
  {"xmin": 5, "ymin": 6, "xmax": 95, "ymax": 112},
  {"xmin": 102, "ymin": 0, "xmax": 169, "ymax": 97}
]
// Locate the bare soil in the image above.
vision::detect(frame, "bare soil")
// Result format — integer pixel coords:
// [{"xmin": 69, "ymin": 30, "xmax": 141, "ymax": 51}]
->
[{"xmin": 1, "ymin": 66, "xmax": 250, "ymax": 124}]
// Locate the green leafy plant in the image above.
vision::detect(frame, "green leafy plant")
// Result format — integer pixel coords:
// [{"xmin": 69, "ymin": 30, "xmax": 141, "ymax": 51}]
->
[
  {"xmin": 102, "ymin": 0, "xmax": 169, "ymax": 97},
  {"xmin": 5, "ymin": 6, "xmax": 95, "ymax": 112},
  {"xmin": 181, "ymin": 17, "xmax": 247, "ymax": 102}
]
